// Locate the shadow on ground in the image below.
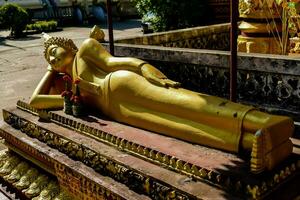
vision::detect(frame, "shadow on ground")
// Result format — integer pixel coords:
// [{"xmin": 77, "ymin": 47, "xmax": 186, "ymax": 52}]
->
[
  {"xmin": 0, "ymin": 35, "xmax": 41, "ymax": 50},
  {"xmin": 0, "ymin": 37, "xmax": 25, "ymax": 50},
  {"xmin": 6, "ymin": 35, "xmax": 41, "ymax": 41}
]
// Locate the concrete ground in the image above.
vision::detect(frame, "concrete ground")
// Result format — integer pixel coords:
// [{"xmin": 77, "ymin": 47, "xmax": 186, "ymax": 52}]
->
[{"xmin": 0, "ymin": 19, "xmax": 143, "ymax": 120}]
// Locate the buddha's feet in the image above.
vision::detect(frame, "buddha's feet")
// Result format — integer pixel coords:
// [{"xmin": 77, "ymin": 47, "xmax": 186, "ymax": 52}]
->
[{"xmin": 250, "ymin": 117, "xmax": 294, "ymax": 173}]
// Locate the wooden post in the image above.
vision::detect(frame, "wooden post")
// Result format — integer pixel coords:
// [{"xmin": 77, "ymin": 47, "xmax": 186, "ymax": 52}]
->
[
  {"xmin": 106, "ymin": 0, "xmax": 114, "ymax": 56},
  {"xmin": 230, "ymin": 0, "xmax": 238, "ymax": 102}
]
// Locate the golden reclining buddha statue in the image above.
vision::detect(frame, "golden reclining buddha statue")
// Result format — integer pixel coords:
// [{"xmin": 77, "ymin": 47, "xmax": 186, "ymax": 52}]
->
[{"xmin": 29, "ymin": 26, "xmax": 294, "ymax": 174}]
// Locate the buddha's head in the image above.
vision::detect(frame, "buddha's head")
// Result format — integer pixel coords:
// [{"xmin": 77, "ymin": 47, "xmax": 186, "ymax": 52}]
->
[{"xmin": 43, "ymin": 33, "xmax": 78, "ymax": 73}]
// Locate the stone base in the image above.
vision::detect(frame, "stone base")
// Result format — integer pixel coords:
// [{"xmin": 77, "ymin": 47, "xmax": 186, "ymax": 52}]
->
[
  {"xmin": 0, "ymin": 123, "xmax": 149, "ymax": 200},
  {"xmin": 238, "ymin": 35, "xmax": 282, "ymax": 54},
  {"xmin": 0, "ymin": 101, "xmax": 299, "ymax": 199}
]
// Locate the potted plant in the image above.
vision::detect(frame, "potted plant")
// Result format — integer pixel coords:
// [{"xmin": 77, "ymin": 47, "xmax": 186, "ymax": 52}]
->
[
  {"xmin": 61, "ymin": 75, "xmax": 73, "ymax": 115},
  {"xmin": 71, "ymin": 79, "xmax": 84, "ymax": 117}
]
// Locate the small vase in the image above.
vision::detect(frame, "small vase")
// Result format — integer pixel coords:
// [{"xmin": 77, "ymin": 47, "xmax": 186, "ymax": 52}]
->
[
  {"xmin": 72, "ymin": 104, "xmax": 84, "ymax": 117},
  {"xmin": 64, "ymin": 97, "xmax": 73, "ymax": 115}
]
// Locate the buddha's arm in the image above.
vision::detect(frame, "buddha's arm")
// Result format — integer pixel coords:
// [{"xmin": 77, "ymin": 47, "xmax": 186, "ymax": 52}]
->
[
  {"xmin": 79, "ymin": 38, "xmax": 180, "ymax": 87},
  {"xmin": 80, "ymin": 38, "xmax": 158, "ymax": 74},
  {"xmin": 79, "ymin": 39, "xmax": 145, "ymax": 72},
  {"xmin": 29, "ymin": 70, "xmax": 63, "ymax": 109},
  {"xmin": 108, "ymin": 58, "xmax": 180, "ymax": 87},
  {"xmin": 107, "ymin": 57, "xmax": 180, "ymax": 87},
  {"xmin": 108, "ymin": 57, "xmax": 180, "ymax": 87}
]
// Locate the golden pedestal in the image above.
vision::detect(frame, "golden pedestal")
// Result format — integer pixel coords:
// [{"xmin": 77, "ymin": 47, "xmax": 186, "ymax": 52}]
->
[
  {"xmin": 289, "ymin": 37, "xmax": 300, "ymax": 56},
  {"xmin": 238, "ymin": 35, "xmax": 282, "ymax": 54},
  {"xmin": 238, "ymin": 0, "xmax": 283, "ymax": 54}
]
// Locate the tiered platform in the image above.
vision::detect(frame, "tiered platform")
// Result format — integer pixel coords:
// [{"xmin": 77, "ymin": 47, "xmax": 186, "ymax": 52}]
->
[{"xmin": 0, "ymin": 101, "xmax": 299, "ymax": 200}]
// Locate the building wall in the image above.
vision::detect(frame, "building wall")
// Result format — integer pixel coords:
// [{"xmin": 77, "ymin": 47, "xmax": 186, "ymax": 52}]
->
[{"xmin": 116, "ymin": 23, "xmax": 230, "ymax": 51}]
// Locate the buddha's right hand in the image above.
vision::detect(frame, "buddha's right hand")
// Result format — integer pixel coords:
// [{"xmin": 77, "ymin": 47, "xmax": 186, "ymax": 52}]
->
[{"xmin": 141, "ymin": 64, "xmax": 181, "ymax": 88}]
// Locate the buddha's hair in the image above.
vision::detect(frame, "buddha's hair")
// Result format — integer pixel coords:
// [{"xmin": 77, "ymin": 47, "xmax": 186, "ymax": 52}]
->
[{"xmin": 44, "ymin": 36, "xmax": 78, "ymax": 63}]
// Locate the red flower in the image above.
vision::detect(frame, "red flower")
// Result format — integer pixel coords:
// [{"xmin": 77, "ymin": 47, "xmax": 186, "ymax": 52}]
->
[
  {"xmin": 61, "ymin": 91, "xmax": 73, "ymax": 97},
  {"xmin": 71, "ymin": 95, "xmax": 81, "ymax": 104},
  {"xmin": 74, "ymin": 78, "xmax": 80, "ymax": 84},
  {"xmin": 63, "ymin": 75, "xmax": 72, "ymax": 82}
]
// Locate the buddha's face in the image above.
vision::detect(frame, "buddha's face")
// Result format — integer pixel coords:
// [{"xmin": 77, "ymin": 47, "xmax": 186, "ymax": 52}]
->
[{"xmin": 47, "ymin": 44, "xmax": 74, "ymax": 73}]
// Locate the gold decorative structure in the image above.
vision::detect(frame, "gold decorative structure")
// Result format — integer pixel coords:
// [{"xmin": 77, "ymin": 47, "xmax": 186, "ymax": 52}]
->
[
  {"xmin": 29, "ymin": 26, "xmax": 295, "ymax": 174},
  {"xmin": 288, "ymin": 1, "xmax": 300, "ymax": 55},
  {"xmin": 238, "ymin": 0, "xmax": 283, "ymax": 54}
]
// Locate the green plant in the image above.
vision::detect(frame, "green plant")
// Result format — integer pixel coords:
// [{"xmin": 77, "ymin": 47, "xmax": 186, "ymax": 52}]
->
[
  {"xmin": 0, "ymin": 3, "xmax": 29, "ymax": 37},
  {"xmin": 26, "ymin": 20, "xmax": 58, "ymax": 32},
  {"xmin": 132, "ymin": 0, "xmax": 212, "ymax": 32},
  {"xmin": 263, "ymin": 0, "xmax": 296, "ymax": 54}
]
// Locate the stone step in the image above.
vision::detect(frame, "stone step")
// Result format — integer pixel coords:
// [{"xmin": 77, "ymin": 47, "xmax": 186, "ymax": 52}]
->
[
  {"xmin": 0, "ymin": 177, "xmax": 21, "ymax": 200},
  {"xmin": 1, "ymin": 109, "xmax": 227, "ymax": 200},
  {"xmin": 0, "ymin": 122, "xmax": 152, "ymax": 200},
  {"xmin": 1, "ymin": 103, "xmax": 300, "ymax": 200}
]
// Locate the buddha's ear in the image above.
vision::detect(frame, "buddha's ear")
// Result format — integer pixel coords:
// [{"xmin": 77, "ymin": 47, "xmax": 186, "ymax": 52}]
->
[{"xmin": 42, "ymin": 32, "xmax": 52, "ymax": 42}]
